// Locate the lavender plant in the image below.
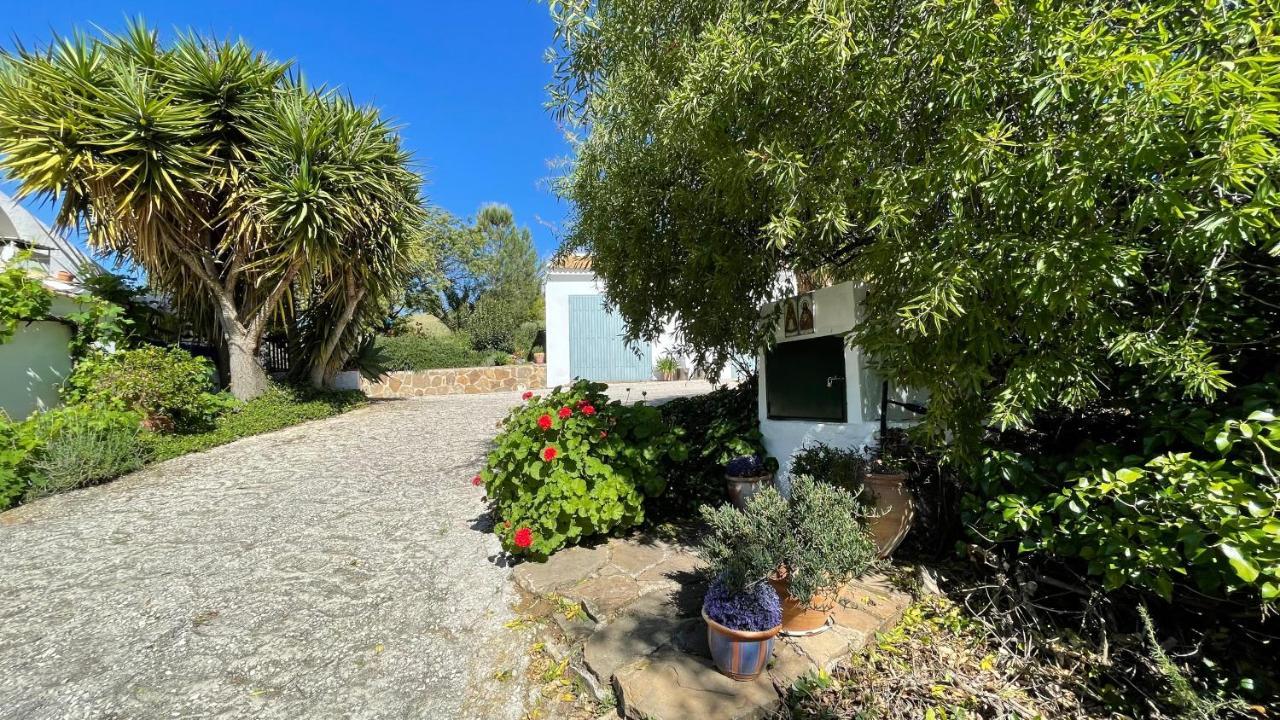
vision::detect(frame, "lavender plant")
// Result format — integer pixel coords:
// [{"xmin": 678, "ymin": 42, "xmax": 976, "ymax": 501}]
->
[{"xmin": 703, "ymin": 576, "xmax": 782, "ymax": 631}]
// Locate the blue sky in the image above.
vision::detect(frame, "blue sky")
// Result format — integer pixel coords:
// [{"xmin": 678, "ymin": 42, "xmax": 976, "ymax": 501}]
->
[{"xmin": 0, "ymin": 1, "xmax": 570, "ymax": 266}]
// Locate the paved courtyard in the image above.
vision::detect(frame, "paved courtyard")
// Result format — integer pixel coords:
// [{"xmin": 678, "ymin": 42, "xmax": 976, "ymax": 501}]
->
[{"xmin": 0, "ymin": 380, "xmax": 711, "ymax": 720}]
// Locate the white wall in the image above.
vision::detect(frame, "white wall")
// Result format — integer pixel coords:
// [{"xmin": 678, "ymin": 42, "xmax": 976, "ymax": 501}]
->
[
  {"xmin": 757, "ymin": 281, "xmax": 919, "ymax": 491},
  {"xmin": 545, "ymin": 270, "xmax": 622, "ymax": 386}
]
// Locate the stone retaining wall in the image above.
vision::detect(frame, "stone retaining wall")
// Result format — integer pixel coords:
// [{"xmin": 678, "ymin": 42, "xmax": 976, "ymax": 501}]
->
[{"xmin": 361, "ymin": 364, "xmax": 546, "ymax": 398}]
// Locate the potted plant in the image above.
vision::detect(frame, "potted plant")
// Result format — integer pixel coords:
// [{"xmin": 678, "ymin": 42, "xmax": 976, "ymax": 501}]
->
[
  {"xmin": 655, "ymin": 355, "xmax": 680, "ymax": 381},
  {"xmin": 724, "ymin": 455, "xmax": 775, "ymax": 509},
  {"xmin": 863, "ymin": 432, "xmax": 915, "ymax": 558},
  {"xmin": 532, "ymin": 346, "xmax": 545, "ymax": 364},
  {"xmin": 701, "ymin": 577, "xmax": 783, "ymax": 680},
  {"xmin": 769, "ymin": 476, "xmax": 878, "ymax": 634},
  {"xmin": 698, "ymin": 494, "xmax": 787, "ymax": 680},
  {"xmin": 702, "ymin": 478, "xmax": 877, "ymax": 635}
]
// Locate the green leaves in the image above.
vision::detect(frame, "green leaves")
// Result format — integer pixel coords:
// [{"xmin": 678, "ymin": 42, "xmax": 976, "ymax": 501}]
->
[
  {"xmin": 549, "ymin": 0, "xmax": 1280, "ymax": 453},
  {"xmin": 481, "ymin": 380, "xmax": 686, "ymax": 558},
  {"xmin": 972, "ymin": 392, "xmax": 1280, "ymax": 607}
]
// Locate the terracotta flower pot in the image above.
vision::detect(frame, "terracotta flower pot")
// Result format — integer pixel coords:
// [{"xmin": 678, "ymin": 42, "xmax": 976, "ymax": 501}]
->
[
  {"xmin": 533, "ymin": 352, "xmax": 545, "ymax": 364},
  {"xmin": 863, "ymin": 471, "xmax": 915, "ymax": 557},
  {"xmin": 768, "ymin": 572, "xmax": 834, "ymax": 635},
  {"xmin": 53, "ymin": 269, "xmax": 75, "ymax": 283},
  {"xmin": 725, "ymin": 471, "xmax": 773, "ymax": 510},
  {"xmin": 702, "ymin": 610, "xmax": 781, "ymax": 681}
]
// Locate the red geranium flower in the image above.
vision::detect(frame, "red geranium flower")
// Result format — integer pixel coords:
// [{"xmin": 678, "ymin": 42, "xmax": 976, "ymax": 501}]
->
[
  {"xmin": 514, "ymin": 527, "xmax": 533, "ymax": 549},
  {"xmin": 471, "ymin": 475, "xmax": 483, "ymax": 487},
  {"xmin": 599, "ymin": 430, "xmax": 608, "ymax": 439},
  {"xmin": 522, "ymin": 391, "xmax": 534, "ymax": 400},
  {"xmin": 581, "ymin": 404, "xmax": 596, "ymax": 416},
  {"xmin": 537, "ymin": 414, "xmax": 553, "ymax": 430},
  {"xmin": 542, "ymin": 446, "xmax": 558, "ymax": 462},
  {"xmin": 576, "ymin": 399, "xmax": 587, "ymax": 408},
  {"xmin": 558, "ymin": 406, "xmax": 573, "ymax": 420}
]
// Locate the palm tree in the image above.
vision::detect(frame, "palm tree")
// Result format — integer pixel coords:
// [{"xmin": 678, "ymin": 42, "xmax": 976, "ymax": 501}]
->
[{"xmin": 0, "ymin": 23, "xmax": 425, "ymax": 398}]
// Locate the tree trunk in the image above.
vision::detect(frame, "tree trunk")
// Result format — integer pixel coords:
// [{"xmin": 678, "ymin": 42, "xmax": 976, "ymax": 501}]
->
[
  {"xmin": 309, "ymin": 280, "xmax": 366, "ymax": 389},
  {"xmin": 226, "ymin": 324, "xmax": 270, "ymax": 400}
]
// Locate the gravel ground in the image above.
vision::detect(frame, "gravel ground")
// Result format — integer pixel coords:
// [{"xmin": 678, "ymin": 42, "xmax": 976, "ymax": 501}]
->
[{"xmin": 0, "ymin": 380, "xmax": 711, "ymax": 720}]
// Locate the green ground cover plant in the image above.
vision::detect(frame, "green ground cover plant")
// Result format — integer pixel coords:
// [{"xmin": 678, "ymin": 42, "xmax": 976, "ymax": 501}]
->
[
  {"xmin": 481, "ymin": 380, "xmax": 686, "ymax": 558},
  {"xmin": 143, "ymin": 385, "xmax": 366, "ymax": 463}
]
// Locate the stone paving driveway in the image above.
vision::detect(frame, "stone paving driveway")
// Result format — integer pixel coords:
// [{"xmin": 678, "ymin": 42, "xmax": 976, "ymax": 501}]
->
[{"xmin": 0, "ymin": 380, "xmax": 711, "ymax": 720}]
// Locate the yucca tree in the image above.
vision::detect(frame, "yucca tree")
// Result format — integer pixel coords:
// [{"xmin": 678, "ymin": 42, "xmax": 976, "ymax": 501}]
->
[{"xmin": 0, "ymin": 23, "xmax": 425, "ymax": 398}]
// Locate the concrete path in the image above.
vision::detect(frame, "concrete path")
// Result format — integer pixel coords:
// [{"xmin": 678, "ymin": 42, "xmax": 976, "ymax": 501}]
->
[{"xmin": 0, "ymin": 380, "xmax": 711, "ymax": 720}]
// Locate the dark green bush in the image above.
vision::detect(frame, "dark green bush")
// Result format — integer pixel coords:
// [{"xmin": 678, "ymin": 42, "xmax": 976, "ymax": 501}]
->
[
  {"xmin": 789, "ymin": 443, "xmax": 866, "ymax": 496},
  {"xmin": 65, "ymin": 346, "xmax": 230, "ymax": 432},
  {"xmin": 970, "ymin": 384, "xmax": 1280, "ymax": 607},
  {"xmin": 649, "ymin": 376, "xmax": 765, "ymax": 522},
  {"xmin": 143, "ymin": 384, "xmax": 366, "ymax": 462},
  {"xmin": 375, "ymin": 334, "xmax": 485, "ymax": 371},
  {"xmin": 464, "ymin": 295, "xmax": 525, "ymax": 352},
  {"xmin": 480, "ymin": 380, "xmax": 687, "ymax": 558}
]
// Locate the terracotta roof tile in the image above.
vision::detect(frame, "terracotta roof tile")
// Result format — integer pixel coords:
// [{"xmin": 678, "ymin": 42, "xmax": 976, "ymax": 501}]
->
[{"xmin": 551, "ymin": 254, "xmax": 593, "ymax": 270}]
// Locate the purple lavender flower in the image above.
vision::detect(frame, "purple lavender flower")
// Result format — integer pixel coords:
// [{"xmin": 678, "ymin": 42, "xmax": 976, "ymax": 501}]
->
[
  {"xmin": 725, "ymin": 455, "xmax": 767, "ymax": 477},
  {"xmin": 703, "ymin": 576, "xmax": 782, "ymax": 632}
]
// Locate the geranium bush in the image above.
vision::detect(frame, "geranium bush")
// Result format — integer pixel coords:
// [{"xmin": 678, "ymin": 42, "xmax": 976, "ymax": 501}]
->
[{"xmin": 481, "ymin": 379, "xmax": 687, "ymax": 558}]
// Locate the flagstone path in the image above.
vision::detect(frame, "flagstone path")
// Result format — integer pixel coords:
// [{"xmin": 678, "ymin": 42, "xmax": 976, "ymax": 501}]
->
[{"xmin": 0, "ymin": 381, "xmax": 710, "ymax": 720}]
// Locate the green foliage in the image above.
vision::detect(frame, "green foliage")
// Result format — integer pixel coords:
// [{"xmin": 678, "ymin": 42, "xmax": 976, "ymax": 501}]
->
[
  {"xmin": 971, "ymin": 392, "xmax": 1280, "ymax": 606},
  {"xmin": 648, "ymin": 377, "xmax": 764, "ymax": 522},
  {"xmin": 0, "ymin": 22, "xmax": 427, "ymax": 398},
  {"xmin": 65, "ymin": 347, "xmax": 230, "ymax": 432},
  {"xmin": 0, "ymin": 404, "xmax": 143, "ymax": 509},
  {"xmin": 464, "ymin": 293, "xmax": 526, "ymax": 352},
  {"xmin": 549, "ymin": 0, "xmax": 1280, "ymax": 452},
  {"xmin": 481, "ymin": 380, "xmax": 686, "ymax": 558},
  {"xmin": 789, "ymin": 443, "xmax": 867, "ymax": 496},
  {"xmin": 699, "ymin": 476, "xmax": 877, "ymax": 605},
  {"xmin": 24, "ymin": 405, "xmax": 144, "ymax": 501},
  {"xmin": 142, "ymin": 385, "xmax": 366, "ymax": 462},
  {"xmin": 655, "ymin": 355, "xmax": 679, "ymax": 378},
  {"xmin": 0, "ymin": 257, "xmax": 53, "ymax": 344},
  {"xmin": 0, "ymin": 417, "xmax": 40, "ymax": 509},
  {"xmin": 375, "ymin": 333, "xmax": 486, "ymax": 371},
  {"xmin": 512, "ymin": 320, "xmax": 541, "ymax": 359},
  {"xmin": 698, "ymin": 486, "xmax": 789, "ymax": 589}
]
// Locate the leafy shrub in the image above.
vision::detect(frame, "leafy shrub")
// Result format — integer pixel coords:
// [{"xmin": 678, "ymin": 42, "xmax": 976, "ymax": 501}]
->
[
  {"xmin": 700, "ymin": 476, "xmax": 877, "ymax": 606},
  {"xmin": 972, "ymin": 403, "xmax": 1280, "ymax": 605},
  {"xmin": 464, "ymin": 294, "xmax": 524, "ymax": 352},
  {"xmin": 143, "ymin": 384, "xmax": 366, "ymax": 462},
  {"xmin": 0, "ymin": 405, "xmax": 143, "ymax": 508},
  {"xmin": 481, "ymin": 379, "xmax": 687, "ymax": 558},
  {"xmin": 649, "ymin": 377, "xmax": 765, "ymax": 522},
  {"xmin": 0, "ymin": 256, "xmax": 53, "ymax": 345},
  {"xmin": 0, "ymin": 418, "xmax": 40, "ymax": 509},
  {"xmin": 375, "ymin": 334, "xmax": 485, "ymax": 371},
  {"xmin": 789, "ymin": 443, "xmax": 867, "ymax": 495},
  {"xmin": 24, "ymin": 405, "xmax": 144, "ymax": 500},
  {"xmin": 512, "ymin": 320, "xmax": 541, "ymax": 358},
  {"xmin": 65, "ymin": 346, "xmax": 229, "ymax": 432},
  {"xmin": 703, "ymin": 576, "xmax": 781, "ymax": 631}
]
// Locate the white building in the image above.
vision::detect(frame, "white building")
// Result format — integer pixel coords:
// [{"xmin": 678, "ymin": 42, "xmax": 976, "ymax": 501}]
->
[
  {"xmin": 756, "ymin": 281, "xmax": 925, "ymax": 487},
  {"xmin": 0, "ymin": 192, "xmax": 101, "ymax": 419},
  {"xmin": 543, "ymin": 255, "xmax": 700, "ymax": 387}
]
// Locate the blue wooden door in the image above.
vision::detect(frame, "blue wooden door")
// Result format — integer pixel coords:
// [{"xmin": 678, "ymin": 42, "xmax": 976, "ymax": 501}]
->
[{"xmin": 568, "ymin": 295, "xmax": 652, "ymax": 381}]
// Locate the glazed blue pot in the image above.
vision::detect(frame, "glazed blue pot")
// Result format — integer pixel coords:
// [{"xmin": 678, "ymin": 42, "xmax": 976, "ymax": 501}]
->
[{"xmin": 702, "ymin": 610, "xmax": 781, "ymax": 681}]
